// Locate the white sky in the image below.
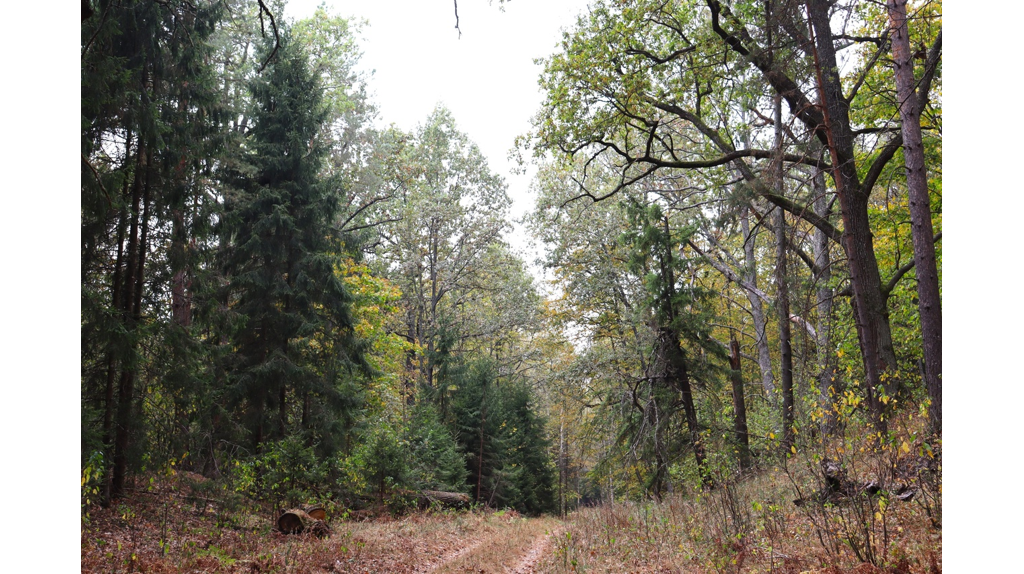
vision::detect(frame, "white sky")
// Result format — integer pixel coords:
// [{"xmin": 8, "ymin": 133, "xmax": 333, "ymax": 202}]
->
[{"xmin": 282, "ymin": 0, "xmax": 593, "ymax": 260}]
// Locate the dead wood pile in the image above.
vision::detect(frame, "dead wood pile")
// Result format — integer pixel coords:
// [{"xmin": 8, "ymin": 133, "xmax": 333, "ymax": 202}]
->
[{"xmin": 794, "ymin": 458, "xmax": 925, "ymax": 507}]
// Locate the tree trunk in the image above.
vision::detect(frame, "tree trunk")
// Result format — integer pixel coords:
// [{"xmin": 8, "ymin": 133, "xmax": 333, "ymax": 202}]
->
[
  {"xmin": 772, "ymin": 95, "xmax": 795, "ymax": 451},
  {"xmin": 418, "ymin": 490, "xmax": 471, "ymax": 509},
  {"xmin": 775, "ymin": 208, "xmax": 795, "ymax": 450},
  {"xmin": 102, "ymin": 135, "xmax": 135, "ymax": 499},
  {"xmin": 808, "ymin": 0, "xmax": 893, "ymax": 436},
  {"xmin": 110, "ymin": 134, "xmax": 150, "ymax": 500},
  {"xmin": 559, "ymin": 416, "xmax": 566, "ymax": 516},
  {"xmin": 737, "ymin": 129, "xmax": 776, "ymax": 398},
  {"xmin": 279, "ymin": 385, "xmax": 287, "ymax": 439},
  {"xmin": 477, "ymin": 396, "xmax": 486, "ymax": 504},
  {"xmin": 886, "ymin": 0, "xmax": 942, "ymax": 435},
  {"xmin": 659, "ymin": 327, "xmax": 708, "ymax": 486},
  {"xmin": 706, "ymin": 2, "xmax": 899, "ymax": 434},
  {"xmin": 812, "ymin": 166, "xmax": 841, "ymax": 433},
  {"xmin": 729, "ymin": 337, "xmax": 752, "ymax": 470},
  {"xmin": 742, "ymin": 209, "xmax": 776, "ymax": 397}
]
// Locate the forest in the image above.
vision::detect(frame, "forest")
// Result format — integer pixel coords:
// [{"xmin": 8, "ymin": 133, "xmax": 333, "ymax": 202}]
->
[{"xmin": 80, "ymin": 0, "xmax": 942, "ymax": 572}]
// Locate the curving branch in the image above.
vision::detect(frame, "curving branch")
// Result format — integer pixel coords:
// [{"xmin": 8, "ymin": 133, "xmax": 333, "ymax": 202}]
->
[
  {"xmin": 860, "ymin": 133, "xmax": 903, "ymax": 196},
  {"xmin": 453, "ymin": 0, "xmax": 461, "ymax": 37},
  {"xmin": 256, "ymin": 0, "xmax": 280, "ymax": 72},
  {"xmin": 687, "ymin": 238, "xmax": 818, "ymax": 339},
  {"xmin": 625, "ymin": 45, "xmax": 696, "ymax": 64},
  {"xmin": 882, "ymin": 232, "xmax": 942, "ymax": 298},
  {"xmin": 845, "ymin": 31, "xmax": 891, "ymax": 104},
  {"xmin": 82, "ymin": 153, "xmax": 113, "ymax": 208},
  {"xmin": 705, "ymin": 0, "xmax": 827, "ymax": 143}
]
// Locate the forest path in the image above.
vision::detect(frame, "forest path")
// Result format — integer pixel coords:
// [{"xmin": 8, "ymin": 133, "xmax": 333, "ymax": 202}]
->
[
  {"xmin": 411, "ymin": 533, "xmax": 487, "ymax": 573},
  {"xmin": 506, "ymin": 524, "xmax": 564, "ymax": 574},
  {"xmin": 418, "ymin": 515, "xmax": 564, "ymax": 574},
  {"xmin": 81, "ymin": 483, "xmax": 567, "ymax": 574}
]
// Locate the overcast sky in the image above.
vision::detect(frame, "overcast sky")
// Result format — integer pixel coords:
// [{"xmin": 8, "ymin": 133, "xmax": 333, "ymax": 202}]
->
[{"xmin": 281, "ymin": 0, "xmax": 593, "ymax": 259}]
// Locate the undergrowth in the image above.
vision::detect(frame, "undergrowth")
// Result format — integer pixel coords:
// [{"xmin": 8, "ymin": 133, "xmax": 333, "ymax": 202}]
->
[{"xmin": 542, "ymin": 414, "xmax": 941, "ymax": 573}]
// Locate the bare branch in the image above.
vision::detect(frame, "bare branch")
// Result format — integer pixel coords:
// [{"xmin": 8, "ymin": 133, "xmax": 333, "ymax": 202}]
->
[
  {"xmin": 453, "ymin": 0, "xmax": 461, "ymax": 38},
  {"xmin": 625, "ymin": 45, "xmax": 696, "ymax": 64},
  {"xmin": 82, "ymin": 153, "xmax": 113, "ymax": 208},
  {"xmin": 256, "ymin": 0, "xmax": 280, "ymax": 73},
  {"xmin": 860, "ymin": 133, "xmax": 903, "ymax": 196},
  {"xmin": 845, "ymin": 30, "xmax": 891, "ymax": 104},
  {"xmin": 882, "ymin": 232, "xmax": 942, "ymax": 298},
  {"xmin": 688, "ymin": 238, "xmax": 817, "ymax": 339},
  {"xmin": 915, "ymin": 30, "xmax": 942, "ymax": 115}
]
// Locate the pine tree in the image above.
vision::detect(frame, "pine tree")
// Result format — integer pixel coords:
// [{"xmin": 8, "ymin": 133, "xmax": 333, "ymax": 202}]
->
[{"xmin": 622, "ymin": 199, "xmax": 724, "ymax": 490}]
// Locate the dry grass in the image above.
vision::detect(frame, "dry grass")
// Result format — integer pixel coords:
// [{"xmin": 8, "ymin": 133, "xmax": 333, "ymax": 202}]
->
[
  {"xmin": 533, "ymin": 424, "xmax": 941, "ymax": 574},
  {"xmin": 81, "ymin": 474, "xmax": 562, "ymax": 574},
  {"xmin": 82, "ymin": 420, "xmax": 939, "ymax": 573}
]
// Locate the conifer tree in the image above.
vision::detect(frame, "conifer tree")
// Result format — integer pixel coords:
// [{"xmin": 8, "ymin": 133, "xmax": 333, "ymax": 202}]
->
[
  {"xmin": 81, "ymin": 0, "xmax": 225, "ymax": 501},
  {"xmin": 219, "ymin": 31, "xmax": 367, "ymax": 453},
  {"xmin": 622, "ymin": 199, "xmax": 724, "ymax": 490}
]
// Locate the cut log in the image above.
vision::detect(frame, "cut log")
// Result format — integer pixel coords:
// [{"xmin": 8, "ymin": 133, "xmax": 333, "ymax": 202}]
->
[
  {"xmin": 304, "ymin": 505, "xmax": 326, "ymax": 521},
  {"xmin": 277, "ymin": 508, "xmax": 312, "ymax": 534},
  {"xmin": 277, "ymin": 508, "xmax": 331, "ymax": 538},
  {"xmin": 793, "ymin": 459, "xmax": 917, "ymax": 507},
  {"xmin": 418, "ymin": 490, "xmax": 471, "ymax": 509}
]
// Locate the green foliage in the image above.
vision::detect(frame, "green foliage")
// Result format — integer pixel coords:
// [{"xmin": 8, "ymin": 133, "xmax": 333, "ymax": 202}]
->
[
  {"xmin": 81, "ymin": 451, "xmax": 106, "ymax": 520},
  {"xmin": 232, "ymin": 436, "xmax": 328, "ymax": 507},
  {"xmin": 405, "ymin": 402, "xmax": 468, "ymax": 492},
  {"xmin": 352, "ymin": 420, "xmax": 409, "ymax": 501},
  {"xmin": 449, "ymin": 359, "xmax": 556, "ymax": 514},
  {"xmin": 219, "ymin": 29, "xmax": 369, "ymax": 451},
  {"xmin": 81, "ymin": 0, "xmax": 230, "ymax": 499}
]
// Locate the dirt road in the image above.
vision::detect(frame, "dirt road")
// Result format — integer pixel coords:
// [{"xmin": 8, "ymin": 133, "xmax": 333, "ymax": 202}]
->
[{"xmin": 412, "ymin": 515, "xmax": 563, "ymax": 574}]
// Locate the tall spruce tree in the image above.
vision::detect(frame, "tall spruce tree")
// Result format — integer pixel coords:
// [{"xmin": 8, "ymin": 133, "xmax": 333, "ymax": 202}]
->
[
  {"xmin": 81, "ymin": 0, "xmax": 226, "ymax": 501},
  {"xmin": 219, "ymin": 31, "xmax": 367, "ymax": 454}
]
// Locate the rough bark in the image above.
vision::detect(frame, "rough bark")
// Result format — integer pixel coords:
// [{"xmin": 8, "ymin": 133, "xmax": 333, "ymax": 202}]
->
[
  {"xmin": 807, "ymin": 0, "xmax": 892, "ymax": 436},
  {"xmin": 775, "ymin": 202, "xmax": 796, "ymax": 450},
  {"xmin": 886, "ymin": 0, "xmax": 942, "ymax": 435},
  {"xmin": 277, "ymin": 508, "xmax": 330, "ymax": 537},
  {"xmin": 418, "ymin": 490, "xmax": 471, "ymax": 509},
  {"xmin": 772, "ymin": 94, "xmax": 795, "ymax": 450},
  {"xmin": 729, "ymin": 337, "xmax": 752, "ymax": 470}
]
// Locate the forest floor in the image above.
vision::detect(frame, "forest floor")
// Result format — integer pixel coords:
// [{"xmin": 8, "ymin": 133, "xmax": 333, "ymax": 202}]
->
[
  {"xmin": 82, "ymin": 446, "xmax": 940, "ymax": 573},
  {"xmin": 81, "ymin": 472, "xmax": 564, "ymax": 574}
]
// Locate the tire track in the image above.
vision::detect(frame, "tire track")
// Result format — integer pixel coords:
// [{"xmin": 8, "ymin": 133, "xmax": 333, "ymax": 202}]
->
[
  {"xmin": 506, "ymin": 526, "xmax": 563, "ymax": 574},
  {"xmin": 413, "ymin": 535, "xmax": 487, "ymax": 573}
]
